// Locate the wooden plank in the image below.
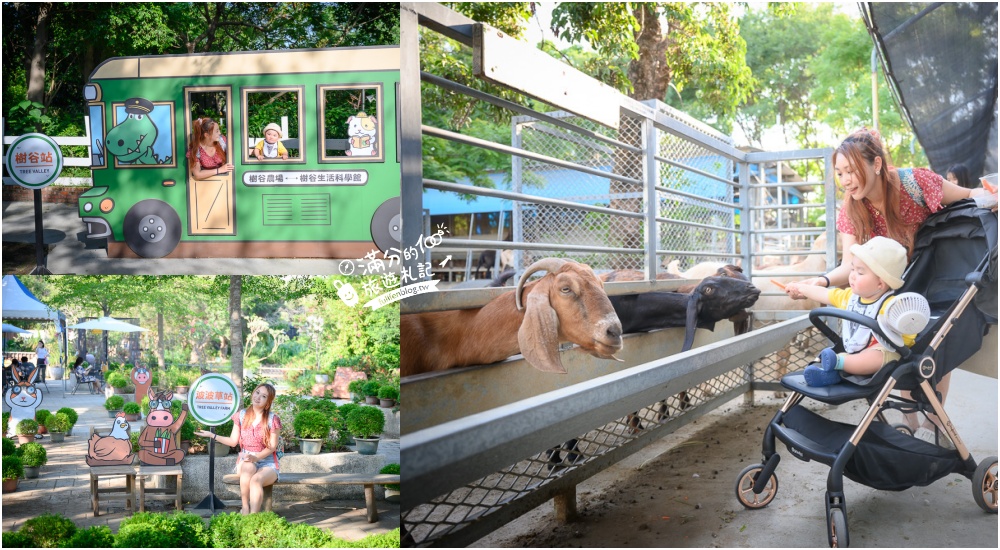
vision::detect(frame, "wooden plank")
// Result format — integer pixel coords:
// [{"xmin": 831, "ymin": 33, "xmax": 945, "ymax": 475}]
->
[{"xmin": 472, "ymin": 23, "xmax": 621, "ymax": 129}]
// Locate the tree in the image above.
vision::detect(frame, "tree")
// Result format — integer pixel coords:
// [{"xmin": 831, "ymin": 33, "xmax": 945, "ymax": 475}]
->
[{"xmin": 228, "ymin": 275, "xmax": 243, "ymax": 389}]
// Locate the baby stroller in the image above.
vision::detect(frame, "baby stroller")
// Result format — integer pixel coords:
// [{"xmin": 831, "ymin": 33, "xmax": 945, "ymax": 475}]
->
[{"xmin": 734, "ymin": 200, "xmax": 998, "ymax": 547}]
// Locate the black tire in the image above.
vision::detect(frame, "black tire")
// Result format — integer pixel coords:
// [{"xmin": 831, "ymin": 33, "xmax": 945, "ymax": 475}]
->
[
  {"xmin": 123, "ymin": 199, "xmax": 181, "ymax": 258},
  {"xmin": 892, "ymin": 423, "xmax": 914, "ymax": 436},
  {"xmin": 734, "ymin": 464, "xmax": 778, "ymax": 509},
  {"xmin": 828, "ymin": 507, "xmax": 849, "ymax": 547},
  {"xmin": 370, "ymin": 196, "xmax": 401, "ymax": 253},
  {"xmin": 972, "ymin": 456, "xmax": 998, "ymax": 513}
]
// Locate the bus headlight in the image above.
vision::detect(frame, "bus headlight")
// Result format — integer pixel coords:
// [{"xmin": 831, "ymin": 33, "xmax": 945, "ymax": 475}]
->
[
  {"xmin": 83, "ymin": 202, "xmax": 93, "ymax": 212},
  {"xmin": 99, "ymin": 199, "xmax": 114, "ymax": 213}
]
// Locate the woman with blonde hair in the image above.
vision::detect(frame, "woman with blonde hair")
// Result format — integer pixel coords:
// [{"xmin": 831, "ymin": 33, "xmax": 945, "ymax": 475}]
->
[
  {"xmin": 187, "ymin": 117, "xmax": 234, "ymax": 180},
  {"xmin": 195, "ymin": 383, "xmax": 282, "ymax": 514}
]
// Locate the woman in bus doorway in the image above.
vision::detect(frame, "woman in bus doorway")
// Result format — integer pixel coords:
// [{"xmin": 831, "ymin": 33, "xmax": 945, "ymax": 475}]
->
[{"xmin": 188, "ymin": 117, "xmax": 235, "ymax": 180}]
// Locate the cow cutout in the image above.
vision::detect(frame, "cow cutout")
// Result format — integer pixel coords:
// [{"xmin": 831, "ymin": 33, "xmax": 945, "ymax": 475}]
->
[{"xmin": 138, "ymin": 389, "xmax": 187, "ymax": 466}]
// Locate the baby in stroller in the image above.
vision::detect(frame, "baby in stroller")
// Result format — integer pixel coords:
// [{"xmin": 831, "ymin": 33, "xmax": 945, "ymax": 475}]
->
[{"xmin": 784, "ymin": 236, "xmax": 915, "ymax": 387}]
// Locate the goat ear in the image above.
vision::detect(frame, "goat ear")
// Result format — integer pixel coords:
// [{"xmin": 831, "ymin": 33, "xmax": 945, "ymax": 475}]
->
[
  {"xmin": 518, "ymin": 278, "xmax": 567, "ymax": 374},
  {"xmin": 682, "ymin": 291, "xmax": 702, "ymax": 352}
]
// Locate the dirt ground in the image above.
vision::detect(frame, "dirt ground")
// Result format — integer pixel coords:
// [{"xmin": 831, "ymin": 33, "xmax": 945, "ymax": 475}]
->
[{"xmin": 471, "ymin": 370, "xmax": 998, "ymax": 548}]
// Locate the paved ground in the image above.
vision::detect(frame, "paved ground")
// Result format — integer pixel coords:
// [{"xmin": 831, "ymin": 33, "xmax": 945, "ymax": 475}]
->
[
  {"xmin": 2, "ymin": 201, "xmax": 376, "ymax": 275},
  {"xmin": 471, "ymin": 369, "xmax": 998, "ymax": 548},
  {"xmin": 1, "ymin": 382, "xmax": 399, "ymax": 541}
]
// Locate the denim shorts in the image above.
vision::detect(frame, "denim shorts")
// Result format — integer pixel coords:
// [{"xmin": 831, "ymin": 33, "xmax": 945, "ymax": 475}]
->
[{"xmin": 235, "ymin": 454, "xmax": 280, "ymax": 481}]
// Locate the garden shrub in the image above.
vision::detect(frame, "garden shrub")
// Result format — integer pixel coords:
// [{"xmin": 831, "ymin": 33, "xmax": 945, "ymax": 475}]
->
[
  {"xmin": 2, "ymin": 437, "xmax": 16, "ymax": 456},
  {"xmin": 293, "ymin": 410, "xmax": 332, "ymax": 439},
  {"xmin": 2, "ymin": 530, "xmax": 33, "ymax": 548},
  {"xmin": 123, "ymin": 402, "xmax": 141, "ymax": 414},
  {"xmin": 45, "ymin": 412, "xmax": 71, "ymax": 433},
  {"xmin": 18, "ymin": 441, "xmax": 47, "ymax": 467},
  {"xmin": 361, "ymin": 379, "xmax": 381, "ymax": 398},
  {"xmin": 106, "ymin": 372, "xmax": 128, "ymax": 389},
  {"xmin": 3, "ymin": 454, "xmax": 24, "ymax": 480},
  {"xmin": 20, "ymin": 513, "xmax": 77, "ymax": 548},
  {"xmin": 377, "ymin": 386, "xmax": 399, "ymax": 401},
  {"xmin": 324, "ymin": 529, "xmax": 401, "ymax": 548},
  {"xmin": 113, "ymin": 511, "xmax": 209, "ymax": 548},
  {"xmin": 235, "ymin": 511, "xmax": 288, "ymax": 547},
  {"xmin": 35, "ymin": 409, "xmax": 52, "ymax": 426},
  {"xmin": 129, "ymin": 431, "xmax": 141, "ymax": 453},
  {"xmin": 16, "ymin": 418, "xmax": 39, "ymax": 435},
  {"xmin": 104, "ymin": 395, "xmax": 125, "ymax": 411},
  {"xmin": 277, "ymin": 522, "xmax": 334, "ymax": 548},
  {"xmin": 337, "ymin": 403, "xmax": 360, "ymax": 433},
  {"xmin": 379, "ymin": 463, "xmax": 400, "ymax": 491},
  {"xmin": 345, "ymin": 406, "xmax": 385, "ymax": 439},
  {"xmin": 207, "ymin": 512, "xmax": 242, "ymax": 548},
  {"xmin": 295, "ymin": 397, "xmax": 338, "ymax": 418},
  {"xmin": 56, "ymin": 407, "xmax": 78, "ymax": 427},
  {"xmin": 62, "ymin": 525, "xmax": 115, "ymax": 548}
]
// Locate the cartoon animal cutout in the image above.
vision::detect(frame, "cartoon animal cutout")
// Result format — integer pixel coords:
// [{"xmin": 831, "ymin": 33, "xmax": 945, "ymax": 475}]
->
[
  {"xmin": 346, "ymin": 111, "xmax": 378, "ymax": 156},
  {"xmin": 106, "ymin": 97, "xmax": 160, "ymax": 164},
  {"xmin": 86, "ymin": 412, "xmax": 135, "ymax": 466},
  {"xmin": 4, "ymin": 366, "xmax": 42, "ymax": 437},
  {"xmin": 131, "ymin": 365, "xmax": 153, "ymax": 410},
  {"xmin": 138, "ymin": 389, "xmax": 187, "ymax": 466}
]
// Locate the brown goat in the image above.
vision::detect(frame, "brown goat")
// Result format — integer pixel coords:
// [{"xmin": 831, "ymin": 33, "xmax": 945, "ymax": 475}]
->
[{"xmin": 400, "ymin": 258, "xmax": 623, "ymax": 376}]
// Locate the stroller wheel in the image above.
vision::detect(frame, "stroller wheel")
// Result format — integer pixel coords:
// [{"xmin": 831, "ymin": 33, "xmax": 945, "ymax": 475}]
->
[
  {"xmin": 828, "ymin": 507, "xmax": 849, "ymax": 547},
  {"xmin": 891, "ymin": 423, "xmax": 914, "ymax": 436},
  {"xmin": 972, "ymin": 456, "xmax": 998, "ymax": 513},
  {"xmin": 734, "ymin": 464, "xmax": 778, "ymax": 509}
]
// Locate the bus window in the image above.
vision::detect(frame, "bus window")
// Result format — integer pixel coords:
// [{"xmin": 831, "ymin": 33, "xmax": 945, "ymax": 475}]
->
[
  {"xmin": 319, "ymin": 84, "xmax": 383, "ymax": 162},
  {"xmin": 88, "ymin": 104, "xmax": 106, "ymax": 168},
  {"xmin": 108, "ymin": 99, "xmax": 176, "ymax": 167},
  {"xmin": 243, "ymin": 87, "xmax": 304, "ymax": 163}
]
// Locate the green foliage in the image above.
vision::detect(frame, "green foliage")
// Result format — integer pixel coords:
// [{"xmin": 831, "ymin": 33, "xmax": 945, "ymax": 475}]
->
[
  {"xmin": 2, "ymin": 411, "xmax": 9, "ymax": 436},
  {"xmin": 235, "ymin": 511, "xmax": 287, "ymax": 548},
  {"xmin": 35, "ymin": 409, "xmax": 52, "ymax": 425},
  {"xmin": 105, "ymin": 395, "xmax": 125, "ymax": 411},
  {"xmin": 293, "ymin": 410, "xmax": 332, "ymax": 440},
  {"xmin": 16, "ymin": 419, "xmax": 38, "ymax": 435},
  {"xmin": 179, "ymin": 418, "xmax": 196, "ymax": 442},
  {"xmin": 379, "ymin": 463, "xmax": 400, "ymax": 491},
  {"xmin": 113, "ymin": 511, "xmax": 209, "ymax": 548},
  {"xmin": 241, "ymin": 372, "xmax": 273, "ymax": 409},
  {"xmin": 361, "ymin": 379, "xmax": 381, "ymax": 398},
  {"xmin": 347, "ymin": 379, "xmax": 366, "ymax": 396},
  {"xmin": 294, "ymin": 398, "xmax": 339, "ymax": 418},
  {"xmin": 278, "ymin": 522, "xmax": 334, "ymax": 547},
  {"xmin": 2, "ymin": 437, "xmax": 16, "ymax": 457},
  {"xmin": 207, "ymin": 512, "xmax": 242, "ymax": 548},
  {"xmin": 20, "ymin": 513, "xmax": 77, "ymax": 548},
  {"xmin": 2, "ymin": 530, "xmax": 33, "ymax": 548},
  {"xmin": 130, "ymin": 431, "xmax": 141, "ymax": 453},
  {"xmin": 56, "ymin": 407, "xmax": 78, "ymax": 426},
  {"xmin": 346, "ymin": 529, "xmax": 401, "ymax": 548},
  {"xmin": 62, "ymin": 525, "xmax": 115, "ymax": 548},
  {"xmin": 45, "ymin": 413, "xmax": 71, "ymax": 433},
  {"xmin": 106, "ymin": 372, "xmax": 128, "ymax": 390},
  {"xmin": 376, "ymin": 385, "xmax": 398, "ymax": 401},
  {"xmin": 7, "ymin": 100, "xmax": 52, "ymax": 133},
  {"xmin": 3, "ymin": 454, "xmax": 24, "ymax": 480},
  {"xmin": 18, "ymin": 441, "xmax": 47, "ymax": 467},
  {"xmin": 123, "ymin": 402, "xmax": 141, "ymax": 414},
  {"xmin": 345, "ymin": 406, "xmax": 385, "ymax": 439}
]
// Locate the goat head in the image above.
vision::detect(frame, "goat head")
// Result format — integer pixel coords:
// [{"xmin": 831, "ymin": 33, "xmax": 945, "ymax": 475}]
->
[{"xmin": 682, "ymin": 276, "xmax": 761, "ymax": 351}]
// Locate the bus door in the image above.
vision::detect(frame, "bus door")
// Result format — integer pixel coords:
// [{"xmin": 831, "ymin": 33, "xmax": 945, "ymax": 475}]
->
[{"xmin": 184, "ymin": 86, "xmax": 235, "ymax": 235}]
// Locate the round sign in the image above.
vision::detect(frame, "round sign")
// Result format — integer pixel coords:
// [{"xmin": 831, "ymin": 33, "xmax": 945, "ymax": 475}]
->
[
  {"xmin": 4, "ymin": 133, "xmax": 63, "ymax": 189},
  {"xmin": 187, "ymin": 373, "xmax": 241, "ymax": 426}
]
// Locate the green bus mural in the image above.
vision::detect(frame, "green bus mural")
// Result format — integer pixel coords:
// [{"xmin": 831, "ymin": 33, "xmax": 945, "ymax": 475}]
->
[{"xmin": 79, "ymin": 46, "xmax": 400, "ymax": 259}]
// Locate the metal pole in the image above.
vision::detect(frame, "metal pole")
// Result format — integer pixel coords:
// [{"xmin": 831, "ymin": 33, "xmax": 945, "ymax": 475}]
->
[{"xmin": 29, "ymin": 189, "xmax": 51, "ymax": 275}]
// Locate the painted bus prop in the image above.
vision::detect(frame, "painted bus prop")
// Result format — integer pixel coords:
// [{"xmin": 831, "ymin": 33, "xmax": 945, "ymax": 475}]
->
[{"xmin": 79, "ymin": 46, "xmax": 400, "ymax": 259}]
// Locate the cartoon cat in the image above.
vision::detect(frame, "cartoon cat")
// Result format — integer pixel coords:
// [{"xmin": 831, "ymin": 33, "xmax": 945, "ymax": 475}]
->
[{"xmin": 346, "ymin": 112, "xmax": 378, "ymax": 156}]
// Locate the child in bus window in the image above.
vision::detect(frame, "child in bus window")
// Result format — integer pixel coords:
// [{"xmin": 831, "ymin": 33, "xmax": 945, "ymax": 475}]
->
[{"xmin": 252, "ymin": 123, "xmax": 289, "ymax": 160}]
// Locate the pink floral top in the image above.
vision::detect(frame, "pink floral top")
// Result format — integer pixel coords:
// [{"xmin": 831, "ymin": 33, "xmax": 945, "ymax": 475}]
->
[
  {"xmin": 233, "ymin": 409, "xmax": 282, "ymax": 457},
  {"xmin": 188, "ymin": 136, "xmax": 228, "ymax": 170},
  {"xmin": 837, "ymin": 167, "xmax": 945, "ymax": 239}
]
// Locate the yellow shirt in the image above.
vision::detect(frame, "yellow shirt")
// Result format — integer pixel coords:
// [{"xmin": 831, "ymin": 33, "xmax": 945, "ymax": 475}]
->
[{"xmin": 827, "ymin": 288, "xmax": 917, "ymax": 347}]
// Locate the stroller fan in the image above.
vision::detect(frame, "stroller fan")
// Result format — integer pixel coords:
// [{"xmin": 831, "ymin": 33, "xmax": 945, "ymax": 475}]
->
[{"xmin": 878, "ymin": 292, "xmax": 931, "ymax": 348}]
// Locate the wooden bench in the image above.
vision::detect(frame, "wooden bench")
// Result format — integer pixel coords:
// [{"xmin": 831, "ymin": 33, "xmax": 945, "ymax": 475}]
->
[{"xmin": 222, "ymin": 472, "xmax": 400, "ymax": 522}]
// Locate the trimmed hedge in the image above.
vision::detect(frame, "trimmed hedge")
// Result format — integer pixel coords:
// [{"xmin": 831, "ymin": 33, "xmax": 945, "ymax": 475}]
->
[
  {"xmin": 113, "ymin": 511, "xmax": 209, "ymax": 548},
  {"xmin": 20, "ymin": 513, "xmax": 77, "ymax": 548},
  {"xmin": 63, "ymin": 526, "xmax": 115, "ymax": 548}
]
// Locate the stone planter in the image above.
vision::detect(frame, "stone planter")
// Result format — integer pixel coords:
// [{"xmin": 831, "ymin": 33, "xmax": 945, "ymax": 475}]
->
[
  {"xmin": 50, "ymin": 432, "xmax": 65, "ymax": 443},
  {"xmin": 124, "ymin": 413, "xmax": 141, "ymax": 422},
  {"xmin": 37, "ymin": 425, "xmax": 48, "ymax": 435},
  {"xmin": 213, "ymin": 441, "xmax": 231, "ymax": 456},
  {"xmin": 49, "ymin": 366, "xmax": 64, "ymax": 381},
  {"xmin": 354, "ymin": 437, "xmax": 380, "ymax": 456},
  {"xmin": 315, "ymin": 374, "xmax": 330, "ymax": 384},
  {"xmin": 299, "ymin": 438, "xmax": 324, "ymax": 455},
  {"xmin": 23, "ymin": 466, "xmax": 40, "ymax": 479},
  {"xmin": 107, "ymin": 409, "xmax": 122, "ymax": 419},
  {"xmin": 379, "ymin": 398, "xmax": 396, "ymax": 408},
  {"xmin": 175, "ymin": 385, "xmax": 190, "ymax": 395},
  {"xmin": 384, "ymin": 488, "xmax": 400, "ymax": 503},
  {"xmin": 2, "ymin": 478, "xmax": 18, "ymax": 493},
  {"xmin": 364, "ymin": 396, "xmax": 379, "ymax": 405},
  {"xmin": 16, "ymin": 434, "xmax": 35, "ymax": 445}
]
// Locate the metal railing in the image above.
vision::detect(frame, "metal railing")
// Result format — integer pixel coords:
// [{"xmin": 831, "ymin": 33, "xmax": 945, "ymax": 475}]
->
[{"xmin": 400, "ymin": 3, "xmax": 839, "ymax": 545}]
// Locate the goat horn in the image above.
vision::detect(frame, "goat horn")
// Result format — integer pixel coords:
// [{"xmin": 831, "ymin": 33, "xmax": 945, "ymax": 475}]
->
[{"xmin": 515, "ymin": 258, "xmax": 573, "ymax": 311}]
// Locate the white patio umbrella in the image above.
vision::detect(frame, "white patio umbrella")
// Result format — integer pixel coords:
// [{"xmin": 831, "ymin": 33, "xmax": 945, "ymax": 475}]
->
[
  {"xmin": 67, "ymin": 316, "xmax": 149, "ymax": 333},
  {"xmin": 2, "ymin": 323, "xmax": 32, "ymax": 334}
]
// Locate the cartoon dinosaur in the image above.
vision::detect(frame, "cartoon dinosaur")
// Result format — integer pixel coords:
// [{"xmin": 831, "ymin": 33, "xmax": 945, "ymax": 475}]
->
[
  {"xmin": 345, "ymin": 112, "xmax": 378, "ymax": 156},
  {"xmin": 106, "ymin": 97, "xmax": 159, "ymax": 164}
]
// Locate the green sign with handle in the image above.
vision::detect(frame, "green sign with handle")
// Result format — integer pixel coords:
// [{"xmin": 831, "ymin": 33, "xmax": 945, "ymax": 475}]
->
[{"xmin": 5, "ymin": 133, "xmax": 63, "ymax": 189}]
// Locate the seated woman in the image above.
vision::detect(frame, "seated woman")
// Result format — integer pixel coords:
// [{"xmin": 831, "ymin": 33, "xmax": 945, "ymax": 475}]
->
[
  {"xmin": 188, "ymin": 117, "xmax": 234, "ymax": 180},
  {"xmin": 72, "ymin": 356, "xmax": 101, "ymax": 393},
  {"xmin": 195, "ymin": 383, "xmax": 282, "ymax": 514}
]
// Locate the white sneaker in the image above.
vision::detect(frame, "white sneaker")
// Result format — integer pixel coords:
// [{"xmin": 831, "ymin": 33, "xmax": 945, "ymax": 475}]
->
[{"xmin": 913, "ymin": 427, "xmax": 955, "ymax": 450}]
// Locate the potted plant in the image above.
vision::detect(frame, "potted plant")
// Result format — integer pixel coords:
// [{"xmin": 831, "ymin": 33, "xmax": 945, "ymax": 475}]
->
[
  {"xmin": 106, "ymin": 372, "xmax": 128, "ymax": 395},
  {"xmin": 347, "ymin": 379, "xmax": 366, "ymax": 402},
  {"xmin": 294, "ymin": 410, "xmax": 332, "ymax": 455},
  {"xmin": 104, "ymin": 395, "xmax": 125, "ymax": 418},
  {"xmin": 377, "ymin": 385, "xmax": 399, "ymax": 408},
  {"xmin": 122, "ymin": 402, "xmax": 141, "ymax": 422},
  {"xmin": 173, "ymin": 372, "xmax": 191, "ymax": 395},
  {"xmin": 337, "ymin": 403, "xmax": 360, "ymax": 445},
  {"xmin": 380, "ymin": 463, "xmax": 400, "ymax": 502},
  {"xmin": 361, "ymin": 380, "xmax": 381, "ymax": 405},
  {"xmin": 2, "ymin": 412, "xmax": 10, "ymax": 439},
  {"xmin": 35, "ymin": 410, "xmax": 51, "ymax": 435},
  {"xmin": 18, "ymin": 442, "xmax": 47, "ymax": 479},
  {"xmin": 44, "ymin": 413, "xmax": 70, "ymax": 443},
  {"xmin": 314, "ymin": 371, "xmax": 330, "ymax": 384},
  {"xmin": 178, "ymin": 418, "xmax": 196, "ymax": 454},
  {"xmin": 212, "ymin": 419, "xmax": 234, "ymax": 456},
  {"xmin": 55, "ymin": 407, "xmax": 78, "ymax": 437},
  {"xmin": 2, "ymin": 454, "xmax": 23, "ymax": 493},
  {"xmin": 346, "ymin": 406, "xmax": 385, "ymax": 455},
  {"xmin": 15, "ymin": 419, "xmax": 39, "ymax": 445}
]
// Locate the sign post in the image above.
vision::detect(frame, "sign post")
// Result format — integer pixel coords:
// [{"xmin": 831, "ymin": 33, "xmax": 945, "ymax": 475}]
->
[
  {"xmin": 188, "ymin": 373, "xmax": 241, "ymax": 514},
  {"xmin": 4, "ymin": 133, "xmax": 63, "ymax": 275}
]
